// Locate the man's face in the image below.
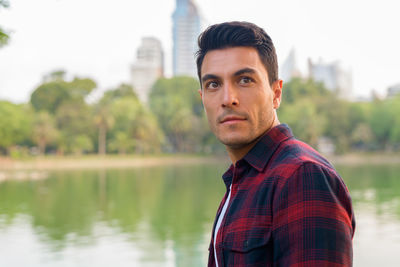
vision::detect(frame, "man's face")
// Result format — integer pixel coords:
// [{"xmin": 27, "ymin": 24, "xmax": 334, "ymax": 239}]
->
[{"xmin": 199, "ymin": 46, "xmax": 282, "ymax": 149}]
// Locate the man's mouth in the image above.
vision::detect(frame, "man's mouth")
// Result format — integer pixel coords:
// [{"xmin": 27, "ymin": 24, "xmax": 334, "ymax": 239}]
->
[{"xmin": 220, "ymin": 116, "xmax": 246, "ymax": 124}]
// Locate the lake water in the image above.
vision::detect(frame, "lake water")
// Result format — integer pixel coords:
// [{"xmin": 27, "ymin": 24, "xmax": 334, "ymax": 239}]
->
[{"xmin": 0, "ymin": 163, "xmax": 399, "ymax": 266}]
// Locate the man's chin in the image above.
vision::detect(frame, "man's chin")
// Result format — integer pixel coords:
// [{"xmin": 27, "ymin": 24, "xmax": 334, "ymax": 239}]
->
[{"xmin": 218, "ymin": 136, "xmax": 254, "ymax": 150}]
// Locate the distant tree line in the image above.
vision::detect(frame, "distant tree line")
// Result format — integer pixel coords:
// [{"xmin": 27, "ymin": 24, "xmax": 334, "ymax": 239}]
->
[
  {"xmin": 280, "ymin": 78, "xmax": 400, "ymax": 152},
  {"xmin": 0, "ymin": 0, "xmax": 10, "ymax": 47},
  {"xmin": 1, "ymin": 72, "xmax": 399, "ymax": 157},
  {"xmin": 0, "ymin": 71, "xmax": 222, "ymax": 157}
]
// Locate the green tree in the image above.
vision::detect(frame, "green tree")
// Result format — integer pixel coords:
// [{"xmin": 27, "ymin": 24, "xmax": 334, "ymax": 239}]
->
[
  {"xmin": 32, "ymin": 111, "xmax": 59, "ymax": 154},
  {"xmin": 133, "ymin": 108, "xmax": 164, "ymax": 153},
  {"xmin": 30, "ymin": 71, "xmax": 97, "ymax": 154},
  {"xmin": 369, "ymin": 96, "xmax": 400, "ymax": 150},
  {"xmin": 388, "ymin": 97, "xmax": 400, "ymax": 146},
  {"xmin": 280, "ymin": 78, "xmax": 362, "ymax": 153},
  {"xmin": 347, "ymin": 102, "xmax": 373, "ymax": 150},
  {"xmin": 348, "ymin": 102, "xmax": 370, "ymax": 126},
  {"xmin": 108, "ymin": 132, "xmax": 134, "ymax": 154},
  {"xmin": 369, "ymin": 98, "xmax": 394, "ymax": 150},
  {"xmin": 93, "ymin": 104, "xmax": 114, "ymax": 155},
  {"xmin": 149, "ymin": 76, "xmax": 205, "ymax": 152},
  {"xmin": 70, "ymin": 134, "xmax": 94, "ymax": 155},
  {"xmin": 94, "ymin": 84, "xmax": 137, "ymax": 154},
  {"xmin": 56, "ymin": 101, "xmax": 95, "ymax": 153},
  {"xmin": 279, "ymin": 78, "xmax": 331, "ymax": 147},
  {"xmin": 279, "ymin": 98, "xmax": 326, "ymax": 147},
  {"xmin": 30, "ymin": 72, "xmax": 97, "ymax": 114},
  {"xmin": 350, "ymin": 123, "xmax": 373, "ymax": 149},
  {"xmin": 30, "ymin": 80, "xmax": 70, "ymax": 114},
  {"xmin": 281, "ymin": 77, "xmax": 330, "ymax": 104},
  {"xmin": 42, "ymin": 70, "xmax": 66, "ymax": 82},
  {"xmin": 102, "ymin": 83, "xmax": 137, "ymax": 100},
  {"xmin": 109, "ymin": 96, "xmax": 164, "ymax": 153},
  {"xmin": 0, "ymin": 101, "xmax": 33, "ymax": 154},
  {"xmin": 0, "ymin": 0, "xmax": 10, "ymax": 48},
  {"xmin": 321, "ymin": 98, "xmax": 352, "ymax": 153},
  {"xmin": 69, "ymin": 77, "xmax": 97, "ymax": 100}
]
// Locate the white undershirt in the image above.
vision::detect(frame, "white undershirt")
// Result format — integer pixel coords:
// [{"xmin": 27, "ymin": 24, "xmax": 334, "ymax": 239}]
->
[{"xmin": 214, "ymin": 184, "xmax": 232, "ymax": 267}]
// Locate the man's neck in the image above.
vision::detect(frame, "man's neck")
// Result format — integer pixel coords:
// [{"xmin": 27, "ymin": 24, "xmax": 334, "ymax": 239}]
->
[
  {"xmin": 226, "ymin": 141, "xmax": 258, "ymax": 165},
  {"xmin": 227, "ymin": 120, "xmax": 280, "ymax": 165}
]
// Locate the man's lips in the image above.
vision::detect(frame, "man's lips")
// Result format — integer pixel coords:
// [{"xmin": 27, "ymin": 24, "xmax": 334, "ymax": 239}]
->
[{"xmin": 220, "ymin": 116, "xmax": 246, "ymax": 124}]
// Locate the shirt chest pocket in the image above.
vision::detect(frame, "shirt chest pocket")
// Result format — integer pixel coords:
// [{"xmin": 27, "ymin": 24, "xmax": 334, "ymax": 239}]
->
[{"xmin": 222, "ymin": 225, "xmax": 272, "ymax": 254}]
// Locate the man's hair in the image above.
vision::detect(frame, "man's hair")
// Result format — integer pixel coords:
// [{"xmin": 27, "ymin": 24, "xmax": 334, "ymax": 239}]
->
[{"xmin": 196, "ymin": 21, "xmax": 278, "ymax": 86}]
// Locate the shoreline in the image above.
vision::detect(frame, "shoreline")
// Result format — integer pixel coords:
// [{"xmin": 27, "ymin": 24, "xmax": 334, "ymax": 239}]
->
[
  {"xmin": 1, "ymin": 153, "xmax": 400, "ymax": 171},
  {"xmin": 327, "ymin": 153, "xmax": 400, "ymax": 165},
  {"xmin": 0, "ymin": 153, "xmax": 399, "ymax": 182},
  {"xmin": 0, "ymin": 155, "xmax": 229, "ymax": 182},
  {"xmin": 0, "ymin": 154, "xmax": 229, "ymax": 171}
]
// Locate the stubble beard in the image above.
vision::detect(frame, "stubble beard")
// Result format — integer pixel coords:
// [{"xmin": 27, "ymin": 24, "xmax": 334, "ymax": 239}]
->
[
  {"xmin": 213, "ymin": 120, "xmax": 262, "ymax": 151},
  {"xmin": 215, "ymin": 109, "xmax": 277, "ymax": 150}
]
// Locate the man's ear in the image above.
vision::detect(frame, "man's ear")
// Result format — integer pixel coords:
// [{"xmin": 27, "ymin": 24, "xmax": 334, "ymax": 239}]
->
[
  {"xmin": 198, "ymin": 88, "xmax": 203, "ymax": 100},
  {"xmin": 273, "ymin": 80, "xmax": 283, "ymax": 109}
]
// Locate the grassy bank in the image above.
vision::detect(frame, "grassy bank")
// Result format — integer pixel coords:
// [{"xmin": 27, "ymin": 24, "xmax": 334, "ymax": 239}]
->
[
  {"xmin": 0, "ymin": 154, "xmax": 229, "ymax": 171},
  {"xmin": 0, "ymin": 154, "xmax": 230, "ymax": 182},
  {"xmin": 1, "ymin": 153, "xmax": 399, "ymax": 183},
  {"xmin": 1, "ymin": 152, "xmax": 400, "ymax": 171},
  {"xmin": 327, "ymin": 152, "xmax": 400, "ymax": 165}
]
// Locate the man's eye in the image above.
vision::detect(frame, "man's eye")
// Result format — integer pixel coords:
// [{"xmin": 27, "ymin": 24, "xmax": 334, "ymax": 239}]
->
[
  {"xmin": 206, "ymin": 81, "xmax": 219, "ymax": 89},
  {"xmin": 239, "ymin": 77, "xmax": 253, "ymax": 85}
]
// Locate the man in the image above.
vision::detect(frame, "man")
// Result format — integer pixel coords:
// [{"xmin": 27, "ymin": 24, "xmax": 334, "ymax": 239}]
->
[{"xmin": 196, "ymin": 21, "xmax": 355, "ymax": 267}]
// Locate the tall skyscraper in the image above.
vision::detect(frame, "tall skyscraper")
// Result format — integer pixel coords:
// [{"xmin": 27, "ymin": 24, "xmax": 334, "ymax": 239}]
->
[
  {"xmin": 131, "ymin": 37, "xmax": 164, "ymax": 103},
  {"xmin": 280, "ymin": 48, "xmax": 302, "ymax": 82},
  {"xmin": 308, "ymin": 58, "xmax": 352, "ymax": 99},
  {"xmin": 172, "ymin": 0, "xmax": 201, "ymax": 77}
]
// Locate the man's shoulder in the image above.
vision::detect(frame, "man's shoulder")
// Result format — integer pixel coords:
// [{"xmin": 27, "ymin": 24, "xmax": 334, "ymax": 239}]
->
[{"xmin": 266, "ymin": 137, "xmax": 336, "ymax": 179}]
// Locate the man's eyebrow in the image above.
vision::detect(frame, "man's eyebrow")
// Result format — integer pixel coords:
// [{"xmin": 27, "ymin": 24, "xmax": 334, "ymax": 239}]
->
[
  {"xmin": 201, "ymin": 68, "xmax": 256, "ymax": 84},
  {"xmin": 201, "ymin": 74, "xmax": 220, "ymax": 84},
  {"xmin": 234, "ymin": 68, "xmax": 256, "ymax": 76}
]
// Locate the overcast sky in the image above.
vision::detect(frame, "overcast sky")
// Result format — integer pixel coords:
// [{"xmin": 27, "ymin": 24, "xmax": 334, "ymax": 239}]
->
[{"xmin": 0, "ymin": 0, "xmax": 399, "ymax": 103}]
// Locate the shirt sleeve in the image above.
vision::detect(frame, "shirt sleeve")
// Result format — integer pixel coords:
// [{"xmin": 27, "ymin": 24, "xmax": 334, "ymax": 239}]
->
[{"xmin": 272, "ymin": 162, "xmax": 355, "ymax": 267}]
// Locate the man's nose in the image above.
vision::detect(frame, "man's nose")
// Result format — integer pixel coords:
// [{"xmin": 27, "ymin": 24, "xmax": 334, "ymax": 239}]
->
[{"xmin": 221, "ymin": 82, "xmax": 239, "ymax": 108}]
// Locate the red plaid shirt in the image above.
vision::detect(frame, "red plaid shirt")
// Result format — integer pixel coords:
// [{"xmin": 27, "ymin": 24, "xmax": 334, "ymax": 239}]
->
[{"xmin": 208, "ymin": 124, "xmax": 355, "ymax": 267}]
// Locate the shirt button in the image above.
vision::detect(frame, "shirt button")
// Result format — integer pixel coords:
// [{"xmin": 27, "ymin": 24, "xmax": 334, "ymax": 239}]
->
[{"xmin": 244, "ymin": 240, "xmax": 248, "ymax": 247}]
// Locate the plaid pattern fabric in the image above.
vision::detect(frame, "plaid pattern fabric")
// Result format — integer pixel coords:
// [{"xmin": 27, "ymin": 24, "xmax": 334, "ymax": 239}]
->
[{"xmin": 208, "ymin": 124, "xmax": 355, "ymax": 267}]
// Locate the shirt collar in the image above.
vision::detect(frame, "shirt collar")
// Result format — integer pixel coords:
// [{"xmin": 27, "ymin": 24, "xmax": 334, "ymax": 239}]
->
[
  {"xmin": 242, "ymin": 123, "xmax": 293, "ymax": 172},
  {"xmin": 222, "ymin": 124, "xmax": 294, "ymax": 184}
]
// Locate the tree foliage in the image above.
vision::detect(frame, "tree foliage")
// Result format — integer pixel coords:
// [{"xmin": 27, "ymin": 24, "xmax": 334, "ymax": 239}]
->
[
  {"xmin": 279, "ymin": 78, "xmax": 400, "ymax": 153},
  {"xmin": 0, "ymin": 0, "xmax": 10, "ymax": 48},
  {"xmin": 2, "ymin": 71, "xmax": 400, "ymax": 156},
  {"xmin": 149, "ymin": 76, "xmax": 205, "ymax": 152},
  {"xmin": 30, "ymin": 73, "xmax": 96, "ymax": 114},
  {"xmin": 32, "ymin": 111, "xmax": 59, "ymax": 154},
  {"xmin": 109, "ymin": 96, "xmax": 163, "ymax": 153},
  {"xmin": 30, "ymin": 81, "xmax": 71, "ymax": 114},
  {"xmin": 0, "ymin": 101, "xmax": 32, "ymax": 153},
  {"xmin": 29, "ymin": 72, "xmax": 97, "ymax": 154}
]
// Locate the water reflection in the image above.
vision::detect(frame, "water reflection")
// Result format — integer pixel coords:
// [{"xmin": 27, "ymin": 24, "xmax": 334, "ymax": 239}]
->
[
  {"xmin": 0, "ymin": 164, "xmax": 228, "ymax": 266},
  {"xmin": 337, "ymin": 165, "xmax": 400, "ymax": 220},
  {"xmin": 0, "ymin": 163, "xmax": 399, "ymax": 266},
  {"xmin": 336, "ymin": 165, "xmax": 400, "ymax": 267}
]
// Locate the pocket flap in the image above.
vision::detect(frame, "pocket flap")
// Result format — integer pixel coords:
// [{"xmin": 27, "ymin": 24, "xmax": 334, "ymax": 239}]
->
[{"xmin": 222, "ymin": 227, "xmax": 272, "ymax": 253}]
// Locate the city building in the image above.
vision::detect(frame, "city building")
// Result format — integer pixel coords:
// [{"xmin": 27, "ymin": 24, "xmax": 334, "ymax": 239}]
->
[
  {"xmin": 308, "ymin": 58, "xmax": 352, "ymax": 99},
  {"xmin": 131, "ymin": 37, "xmax": 164, "ymax": 103},
  {"xmin": 387, "ymin": 83, "xmax": 400, "ymax": 98},
  {"xmin": 172, "ymin": 0, "xmax": 201, "ymax": 77},
  {"xmin": 280, "ymin": 48, "xmax": 302, "ymax": 82}
]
